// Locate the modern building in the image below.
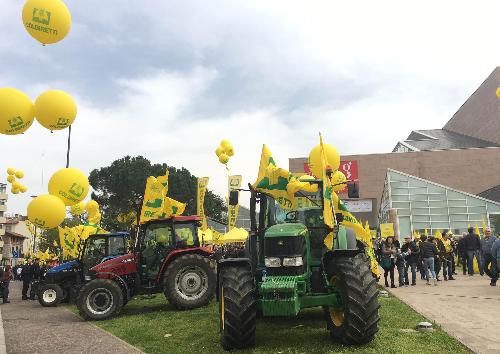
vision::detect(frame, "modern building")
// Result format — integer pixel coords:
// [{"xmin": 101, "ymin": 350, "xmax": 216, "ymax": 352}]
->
[
  {"xmin": 379, "ymin": 170, "xmax": 500, "ymax": 237},
  {"xmin": 289, "ymin": 67, "xmax": 500, "ymax": 236}
]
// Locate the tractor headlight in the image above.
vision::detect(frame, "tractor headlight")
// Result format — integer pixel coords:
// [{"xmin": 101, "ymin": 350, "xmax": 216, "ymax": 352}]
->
[
  {"xmin": 264, "ymin": 257, "xmax": 281, "ymax": 267},
  {"xmin": 282, "ymin": 257, "xmax": 303, "ymax": 267}
]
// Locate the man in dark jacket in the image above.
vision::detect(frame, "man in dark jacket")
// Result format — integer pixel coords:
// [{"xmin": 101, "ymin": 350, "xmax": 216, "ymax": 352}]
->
[
  {"xmin": 421, "ymin": 236, "xmax": 440, "ymax": 285},
  {"xmin": 21, "ymin": 258, "xmax": 34, "ymax": 300},
  {"xmin": 457, "ymin": 234, "xmax": 468, "ymax": 275},
  {"xmin": 464, "ymin": 226, "xmax": 483, "ymax": 276},
  {"xmin": 434, "ymin": 236, "xmax": 447, "ymax": 281},
  {"xmin": 481, "ymin": 228, "xmax": 497, "ymax": 284},
  {"xmin": 401, "ymin": 235, "xmax": 419, "ymax": 286}
]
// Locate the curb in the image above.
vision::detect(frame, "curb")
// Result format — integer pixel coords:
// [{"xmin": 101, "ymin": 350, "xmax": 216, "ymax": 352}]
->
[
  {"xmin": 62, "ymin": 306, "xmax": 145, "ymax": 354},
  {"xmin": 0, "ymin": 306, "xmax": 7, "ymax": 354}
]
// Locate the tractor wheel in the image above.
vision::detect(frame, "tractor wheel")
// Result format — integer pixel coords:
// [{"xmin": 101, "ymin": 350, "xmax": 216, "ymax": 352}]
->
[
  {"xmin": 163, "ymin": 254, "xmax": 216, "ymax": 310},
  {"xmin": 77, "ymin": 279, "xmax": 124, "ymax": 321},
  {"xmin": 219, "ymin": 265, "xmax": 256, "ymax": 350},
  {"xmin": 38, "ymin": 283, "xmax": 64, "ymax": 307},
  {"xmin": 324, "ymin": 253, "xmax": 380, "ymax": 345}
]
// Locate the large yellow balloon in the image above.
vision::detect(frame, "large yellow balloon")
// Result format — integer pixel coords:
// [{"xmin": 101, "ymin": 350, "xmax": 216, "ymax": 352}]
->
[
  {"xmin": 35, "ymin": 90, "xmax": 77, "ymax": 130},
  {"xmin": 496, "ymin": 87, "xmax": 500, "ymax": 99},
  {"xmin": 48, "ymin": 168, "xmax": 89, "ymax": 206},
  {"xmin": 15, "ymin": 170, "xmax": 24, "ymax": 179},
  {"xmin": 0, "ymin": 88, "xmax": 35, "ymax": 135},
  {"xmin": 6, "ymin": 168, "xmax": 16, "ymax": 175},
  {"xmin": 70, "ymin": 201, "xmax": 85, "ymax": 216},
  {"xmin": 218, "ymin": 153, "xmax": 229, "ymax": 164},
  {"xmin": 85, "ymin": 200, "xmax": 99, "ymax": 213},
  {"xmin": 22, "ymin": 0, "xmax": 72, "ymax": 45},
  {"xmin": 308, "ymin": 143, "xmax": 340, "ymax": 178},
  {"xmin": 331, "ymin": 170, "xmax": 347, "ymax": 192},
  {"xmin": 27, "ymin": 194, "xmax": 66, "ymax": 229}
]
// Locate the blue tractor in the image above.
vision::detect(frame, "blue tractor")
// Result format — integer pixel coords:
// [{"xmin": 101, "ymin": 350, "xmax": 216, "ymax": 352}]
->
[{"xmin": 37, "ymin": 232, "xmax": 129, "ymax": 307}]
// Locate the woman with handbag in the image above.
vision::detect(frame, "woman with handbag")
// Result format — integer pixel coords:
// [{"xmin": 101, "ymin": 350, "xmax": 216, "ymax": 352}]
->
[
  {"xmin": 381, "ymin": 236, "xmax": 397, "ymax": 288},
  {"xmin": 2, "ymin": 265, "xmax": 13, "ymax": 304}
]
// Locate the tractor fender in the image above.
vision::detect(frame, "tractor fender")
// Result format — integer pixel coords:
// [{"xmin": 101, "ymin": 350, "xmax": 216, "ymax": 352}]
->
[
  {"xmin": 216, "ymin": 258, "xmax": 252, "ymax": 301},
  {"xmin": 156, "ymin": 247, "xmax": 214, "ymax": 284},
  {"xmin": 325, "ymin": 228, "xmax": 362, "ymax": 261},
  {"xmin": 93, "ymin": 271, "xmax": 130, "ymax": 302}
]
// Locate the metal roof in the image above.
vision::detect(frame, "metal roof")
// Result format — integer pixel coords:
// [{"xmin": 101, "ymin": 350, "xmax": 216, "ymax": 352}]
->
[
  {"xmin": 399, "ymin": 129, "xmax": 499, "ymax": 152},
  {"xmin": 478, "ymin": 185, "xmax": 500, "ymax": 204}
]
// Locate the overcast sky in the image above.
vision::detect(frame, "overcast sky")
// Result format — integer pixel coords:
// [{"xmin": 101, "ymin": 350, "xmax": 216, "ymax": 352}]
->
[{"xmin": 1, "ymin": 0, "xmax": 499, "ymax": 215}]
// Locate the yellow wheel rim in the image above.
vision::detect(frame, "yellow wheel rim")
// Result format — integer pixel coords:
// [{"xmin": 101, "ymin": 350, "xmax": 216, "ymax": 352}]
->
[
  {"xmin": 220, "ymin": 287, "xmax": 225, "ymax": 330},
  {"xmin": 328, "ymin": 276, "xmax": 345, "ymax": 326}
]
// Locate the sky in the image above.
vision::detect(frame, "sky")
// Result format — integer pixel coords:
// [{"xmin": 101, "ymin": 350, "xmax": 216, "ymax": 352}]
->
[{"xmin": 1, "ymin": 0, "xmax": 499, "ymax": 214}]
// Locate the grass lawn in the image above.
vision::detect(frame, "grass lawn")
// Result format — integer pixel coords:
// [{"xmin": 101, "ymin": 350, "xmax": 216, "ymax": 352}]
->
[{"xmin": 68, "ymin": 292, "xmax": 471, "ymax": 354}]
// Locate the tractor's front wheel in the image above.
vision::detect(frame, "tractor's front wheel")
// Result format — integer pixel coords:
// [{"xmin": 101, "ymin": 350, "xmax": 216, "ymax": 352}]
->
[
  {"xmin": 163, "ymin": 254, "xmax": 216, "ymax": 310},
  {"xmin": 219, "ymin": 265, "xmax": 256, "ymax": 350},
  {"xmin": 325, "ymin": 253, "xmax": 380, "ymax": 345},
  {"xmin": 77, "ymin": 279, "xmax": 124, "ymax": 320},
  {"xmin": 38, "ymin": 283, "xmax": 63, "ymax": 307}
]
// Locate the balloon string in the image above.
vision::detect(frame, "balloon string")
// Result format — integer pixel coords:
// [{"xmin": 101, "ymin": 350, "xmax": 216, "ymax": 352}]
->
[{"xmin": 66, "ymin": 125, "xmax": 72, "ymax": 168}]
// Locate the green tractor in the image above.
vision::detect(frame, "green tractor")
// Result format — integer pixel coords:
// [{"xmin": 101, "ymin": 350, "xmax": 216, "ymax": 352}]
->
[{"xmin": 217, "ymin": 182, "xmax": 379, "ymax": 350}]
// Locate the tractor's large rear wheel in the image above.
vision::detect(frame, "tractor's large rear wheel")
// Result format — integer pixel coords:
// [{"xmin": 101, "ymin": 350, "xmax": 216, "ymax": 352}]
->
[
  {"xmin": 219, "ymin": 265, "xmax": 256, "ymax": 350},
  {"xmin": 77, "ymin": 279, "xmax": 124, "ymax": 320},
  {"xmin": 325, "ymin": 253, "xmax": 379, "ymax": 345},
  {"xmin": 163, "ymin": 254, "xmax": 216, "ymax": 310}
]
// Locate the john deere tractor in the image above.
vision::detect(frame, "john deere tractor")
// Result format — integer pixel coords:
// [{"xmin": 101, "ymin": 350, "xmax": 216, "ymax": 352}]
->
[{"xmin": 217, "ymin": 182, "xmax": 379, "ymax": 350}]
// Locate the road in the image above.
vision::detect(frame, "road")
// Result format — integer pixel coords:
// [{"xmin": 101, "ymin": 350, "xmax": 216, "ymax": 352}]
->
[
  {"xmin": 1, "ymin": 281, "xmax": 143, "ymax": 354},
  {"xmin": 389, "ymin": 272, "xmax": 500, "ymax": 354}
]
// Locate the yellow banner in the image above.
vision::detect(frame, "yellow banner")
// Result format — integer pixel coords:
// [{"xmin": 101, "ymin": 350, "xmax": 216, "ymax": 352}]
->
[
  {"xmin": 319, "ymin": 133, "xmax": 336, "ymax": 250},
  {"xmin": 197, "ymin": 177, "xmax": 209, "ymax": 230},
  {"xmin": 228, "ymin": 175, "xmax": 242, "ymax": 230},
  {"xmin": 380, "ymin": 223, "xmax": 394, "ymax": 238},
  {"xmin": 139, "ymin": 176, "xmax": 167, "ymax": 224}
]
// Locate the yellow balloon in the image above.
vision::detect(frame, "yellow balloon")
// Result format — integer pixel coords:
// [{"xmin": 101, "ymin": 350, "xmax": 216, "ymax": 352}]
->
[
  {"xmin": 88, "ymin": 211, "xmax": 102, "ymax": 224},
  {"xmin": 225, "ymin": 145, "xmax": 234, "ymax": 157},
  {"xmin": 218, "ymin": 153, "xmax": 229, "ymax": 164},
  {"xmin": 308, "ymin": 143, "xmax": 340, "ymax": 178},
  {"xmin": 27, "ymin": 194, "xmax": 66, "ymax": 229},
  {"xmin": 48, "ymin": 168, "xmax": 89, "ymax": 206},
  {"xmin": 6, "ymin": 167, "xmax": 16, "ymax": 175},
  {"xmin": 496, "ymin": 87, "xmax": 500, "ymax": 99},
  {"xmin": 19, "ymin": 185, "xmax": 28, "ymax": 193},
  {"xmin": 215, "ymin": 146, "xmax": 224, "ymax": 157},
  {"xmin": 11, "ymin": 188, "xmax": 19, "ymax": 194},
  {"xmin": 35, "ymin": 90, "xmax": 77, "ymax": 130},
  {"xmin": 12, "ymin": 181, "xmax": 22, "ymax": 190},
  {"xmin": 6, "ymin": 175, "xmax": 15, "ymax": 183},
  {"xmin": 22, "ymin": 0, "xmax": 72, "ymax": 45},
  {"xmin": 70, "ymin": 201, "xmax": 85, "ymax": 216},
  {"xmin": 220, "ymin": 140, "xmax": 231, "ymax": 149},
  {"xmin": 85, "ymin": 200, "xmax": 99, "ymax": 213},
  {"xmin": 15, "ymin": 170, "xmax": 24, "ymax": 179},
  {"xmin": 331, "ymin": 170, "xmax": 347, "ymax": 192},
  {"xmin": 0, "ymin": 88, "xmax": 35, "ymax": 135}
]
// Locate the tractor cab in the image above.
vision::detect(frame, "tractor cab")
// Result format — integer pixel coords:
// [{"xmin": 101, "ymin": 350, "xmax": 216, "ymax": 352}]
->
[
  {"xmin": 137, "ymin": 216, "xmax": 201, "ymax": 284},
  {"xmin": 80, "ymin": 232, "xmax": 129, "ymax": 274}
]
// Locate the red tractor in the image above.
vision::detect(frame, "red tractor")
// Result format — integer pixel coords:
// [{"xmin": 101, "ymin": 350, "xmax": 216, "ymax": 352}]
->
[{"xmin": 76, "ymin": 215, "xmax": 216, "ymax": 320}]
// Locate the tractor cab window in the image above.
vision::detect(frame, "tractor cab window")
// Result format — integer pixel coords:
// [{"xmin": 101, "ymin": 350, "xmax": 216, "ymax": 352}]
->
[
  {"xmin": 141, "ymin": 223, "xmax": 173, "ymax": 281},
  {"xmin": 82, "ymin": 237, "xmax": 107, "ymax": 272},
  {"xmin": 173, "ymin": 223, "xmax": 199, "ymax": 248},
  {"xmin": 108, "ymin": 235, "xmax": 127, "ymax": 257}
]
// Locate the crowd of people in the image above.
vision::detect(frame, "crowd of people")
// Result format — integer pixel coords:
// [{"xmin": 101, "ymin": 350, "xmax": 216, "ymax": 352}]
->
[
  {"xmin": 375, "ymin": 226, "xmax": 500, "ymax": 287},
  {"xmin": 0, "ymin": 257, "xmax": 52, "ymax": 304}
]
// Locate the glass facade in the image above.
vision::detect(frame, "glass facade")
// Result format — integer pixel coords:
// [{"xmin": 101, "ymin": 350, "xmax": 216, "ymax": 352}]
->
[{"xmin": 379, "ymin": 170, "xmax": 500, "ymax": 236}]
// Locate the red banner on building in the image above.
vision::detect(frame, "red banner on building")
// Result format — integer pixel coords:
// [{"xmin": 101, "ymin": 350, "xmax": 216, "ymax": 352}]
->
[{"xmin": 303, "ymin": 160, "xmax": 358, "ymax": 194}]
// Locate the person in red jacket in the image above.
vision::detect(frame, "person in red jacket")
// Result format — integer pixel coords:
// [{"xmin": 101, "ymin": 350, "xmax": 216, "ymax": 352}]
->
[{"xmin": 2, "ymin": 265, "xmax": 13, "ymax": 304}]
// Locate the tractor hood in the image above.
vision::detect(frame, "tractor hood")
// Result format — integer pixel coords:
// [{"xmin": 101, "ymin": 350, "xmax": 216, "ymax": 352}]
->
[
  {"xmin": 265, "ymin": 223, "xmax": 307, "ymax": 238},
  {"xmin": 90, "ymin": 253, "xmax": 136, "ymax": 274},
  {"xmin": 47, "ymin": 259, "xmax": 80, "ymax": 274}
]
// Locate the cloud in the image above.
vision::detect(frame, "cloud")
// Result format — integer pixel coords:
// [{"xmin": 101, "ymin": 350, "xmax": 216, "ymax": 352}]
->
[{"xmin": 1, "ymin": 0, "xmax": 500, "ymax": 214}]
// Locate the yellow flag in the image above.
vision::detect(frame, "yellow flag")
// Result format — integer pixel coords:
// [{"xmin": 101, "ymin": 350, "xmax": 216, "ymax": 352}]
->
[
  {"xmin": 319, "ymin": 133, "xmax": 335, "ymax": 250},
  {"xmin": 475, "ymin": 224, "xmax": 481, "ymax": 238},
  {"xmin": 140, "ymin": 176, "xmax": 166, "ymax": 224},
  {"xmin": 163, "ymin": 197, "xmax": 186, "ymax": 218},
  {"xmin": 156, "ymin": 170, "xmax": 169, "ymax": 193},
  {"xmin": 197, "ymin": 177, "xmax": 209, "ymax": 230},
  {"xmin": 228, "ymin": 175, "xmax": 242, "ymax": 230},
  {"xmin": 434, "ymin": 230, "xmax": 442, "ymax": 240},
  {"xmin": 482, "ymin": 217, "xmax": 488, "ymax": 235}
]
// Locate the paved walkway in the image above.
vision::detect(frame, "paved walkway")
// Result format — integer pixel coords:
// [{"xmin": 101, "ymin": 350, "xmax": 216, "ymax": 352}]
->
[
  {"xmin": 1, "ymin": 282, "xmax": 143, "ymax": 354},
  {"xmin": 388, "ymin": 272, "xmax": 500, "ymax": 354}
]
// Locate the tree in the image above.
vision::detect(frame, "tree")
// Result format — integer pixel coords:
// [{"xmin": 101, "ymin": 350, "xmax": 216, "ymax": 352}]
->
[{"xmin": 88, "ymin": 156, "xmax": 226, "ymax": 232}]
